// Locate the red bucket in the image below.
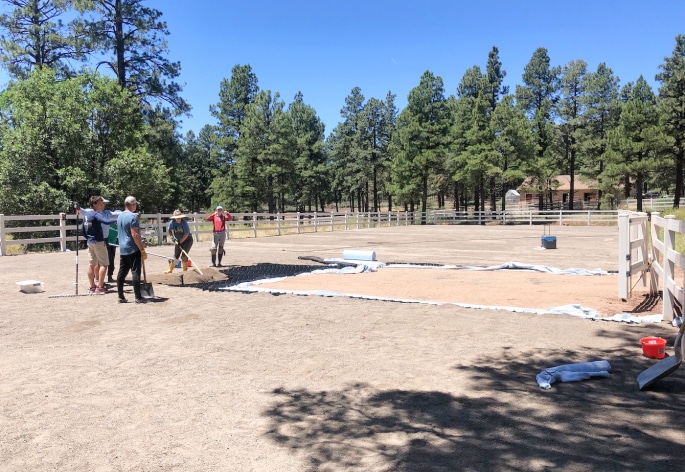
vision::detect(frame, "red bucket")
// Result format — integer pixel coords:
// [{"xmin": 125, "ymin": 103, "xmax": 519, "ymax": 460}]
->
[{"xmin": 640, "ymin": 337, "xmax": 667, "ymax": 359}]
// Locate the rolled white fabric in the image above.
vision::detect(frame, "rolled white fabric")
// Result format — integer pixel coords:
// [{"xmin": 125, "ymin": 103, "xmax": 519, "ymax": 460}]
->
[{"xmin": 342, "ymin": 249, "xmax": 376, "ymax": 261}]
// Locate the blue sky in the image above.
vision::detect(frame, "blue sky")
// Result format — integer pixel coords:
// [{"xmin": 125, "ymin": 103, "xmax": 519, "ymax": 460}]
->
[{"xmin": 4, "ymin": 1, "xmax": 685, "ymax": 138}]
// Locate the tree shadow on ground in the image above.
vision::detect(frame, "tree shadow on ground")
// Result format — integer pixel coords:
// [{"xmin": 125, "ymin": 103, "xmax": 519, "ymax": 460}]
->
[{"xmin": 263, "ymin": 329, "xmax": 685, "ymax": 471}]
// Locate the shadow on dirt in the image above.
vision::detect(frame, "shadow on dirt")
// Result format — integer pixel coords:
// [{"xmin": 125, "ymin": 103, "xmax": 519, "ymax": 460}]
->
[{"xmin": 263, "ymin": 331, "xmax": 685, "ymax": 471}]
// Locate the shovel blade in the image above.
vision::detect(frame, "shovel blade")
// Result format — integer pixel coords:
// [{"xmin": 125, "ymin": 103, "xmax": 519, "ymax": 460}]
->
[
  {"xmin": 637, "ymin": 356, "xmax": 682, "ymax": 390},
  {"xmin": 141, "ymin": 282, "xmax": 154, "ymax": 298}
]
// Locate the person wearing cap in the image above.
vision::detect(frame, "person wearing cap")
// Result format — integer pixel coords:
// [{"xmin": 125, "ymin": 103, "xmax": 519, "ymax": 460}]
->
[
  {"xmin": 78, "ymin": 197, "xmax": 121, "ymax": 284},
  {"xmin": 116, "ymin": 196, "xmax": 148, "ymax": 303},
  {"xmin": 164, "ymin": 209, "xmax": 193, "ymax": 273},
  {"xmin": 207, "ymin": 205, "xmax": 232, "ymax": 267},
  {"xmin": 82, "ymin": 196, "xmax": 118, "ymax": 294}
]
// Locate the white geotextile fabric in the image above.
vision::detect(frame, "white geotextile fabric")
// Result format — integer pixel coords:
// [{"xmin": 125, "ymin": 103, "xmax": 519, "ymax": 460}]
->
[{"xmin": 221, "ymin": 260, "xmax": 662, "ymax": 323}]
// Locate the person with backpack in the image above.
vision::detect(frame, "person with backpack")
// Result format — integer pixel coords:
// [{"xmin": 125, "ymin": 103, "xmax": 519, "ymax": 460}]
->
[{"xmin": 82, "ymin": 196, "xmax": 118, "ymax": 294}]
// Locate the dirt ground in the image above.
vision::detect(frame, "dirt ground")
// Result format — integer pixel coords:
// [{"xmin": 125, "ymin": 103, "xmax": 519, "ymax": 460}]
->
[{"xmin": 1, "ymin": 225, "xmax": 683, "ymax": 471}]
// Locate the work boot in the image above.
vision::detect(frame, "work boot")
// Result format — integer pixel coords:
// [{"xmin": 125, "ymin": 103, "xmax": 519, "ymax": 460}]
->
[
  {"xmin": 182, "ymin": 261, "xmax": 188, "ymax": 271},
  {"xmin": 211, "ymin": 254, "xmax": 216, "ymax": 267},
  {"xmin": 164, "ymin": 260, "xmax": 175, "ymax": 274},
  {"xmin": 217, "ymin": 254, "xmax": 223, "ymax": 267}
]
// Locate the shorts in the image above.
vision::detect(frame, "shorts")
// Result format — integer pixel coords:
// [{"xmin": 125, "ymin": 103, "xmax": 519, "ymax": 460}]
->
[{"xmin": 88, "ymin": 241, "xmax": 110, "ymax": 266}]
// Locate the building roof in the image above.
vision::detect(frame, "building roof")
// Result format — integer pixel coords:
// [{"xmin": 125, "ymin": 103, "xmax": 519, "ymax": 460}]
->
[{"xmin": 518, "ymin": 174, "xmax": 598, "ymax": 192}]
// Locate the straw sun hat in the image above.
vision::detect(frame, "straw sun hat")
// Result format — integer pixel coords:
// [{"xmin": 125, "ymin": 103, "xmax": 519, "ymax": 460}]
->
[{"xmin": 172, "ymin": 209, "xmax": 188, "ymax": 219}]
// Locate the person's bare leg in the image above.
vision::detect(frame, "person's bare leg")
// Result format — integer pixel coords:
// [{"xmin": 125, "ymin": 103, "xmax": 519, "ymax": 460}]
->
[{"xmin": 97, "ymin": 265, "xmax": 108, "ymax": 289}]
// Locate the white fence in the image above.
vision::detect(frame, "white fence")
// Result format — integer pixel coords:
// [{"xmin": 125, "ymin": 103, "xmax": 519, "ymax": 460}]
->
[
  {"xmin": 650, "ymin": 213, "xmax": 685, "ymax": 322},
  {"xmin": 0, "ymin": 209, "xmax": 626, "ymax": 256},
  {"xmin": 618, "ymin": 211, "xmax": 685, "ymax": 322},
  {"xmin": 0, "ymin": 209, "xmax": 621, "ymax": 255},
  {"xmin": 617, "ymin": 212, "xmax": 651, "ymax": 300}
]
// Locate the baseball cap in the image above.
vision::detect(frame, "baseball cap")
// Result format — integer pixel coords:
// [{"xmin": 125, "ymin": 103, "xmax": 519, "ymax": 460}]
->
[
  {"xmin": 216, "ymin": 205, "xmax": 224, "ymax": 210},
  {"xmin": 102, "ymin": 198, "xmax": 109, "ymax": 204},
  {"xmin": 125, "ymin": 196, "xmax": 137, "ymax": 206}
]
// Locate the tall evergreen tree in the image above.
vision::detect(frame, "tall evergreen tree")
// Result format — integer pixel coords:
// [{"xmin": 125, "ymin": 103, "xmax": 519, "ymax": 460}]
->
[
  {"xmin": 328, "ymin": 86, "xmax": 366, "ymax": 211},
  {"xmin": 74, "ymin": 0, "xmax": 189, "ymax": 114},
  {"xmin": 288, "ymin": 91, "xmax": 328, "ymax": 211},
  {"xmin": 0, "ymin": 0, "xmax": 89, "ymax": 78},
  {"xmin": 604, "ymin": 77, "xmax": 664, "ymax": 211},
  {"xmin": 389, "ymin": 70, "xmax": 450, "ymax": 222},
  {"xmin": 515, "ymin": 47, "xmax": 559, "ymax": 209},
  {"xmin": 556, "ymin": 59, "xmax": 587, "ymax": 209},
  {"xmin": 656, "ymin": 34, "xmax": 685, "ymax": 207},
  {"xmin": 578, "ymin": 62, "xmax": 620, "ymax": 209},
  {"xmin": 235, "ymin": 90, "xmax": 296, "ymax": 212},
  {"xmin": 490, "ymin": 94, "xmax": 535, "ymax": 210}
]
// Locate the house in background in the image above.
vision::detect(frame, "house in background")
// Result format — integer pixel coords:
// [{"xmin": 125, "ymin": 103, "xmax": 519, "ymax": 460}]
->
[{"xmin": 517, "ymin": 174, "xmax": 599, "ymax": 209}]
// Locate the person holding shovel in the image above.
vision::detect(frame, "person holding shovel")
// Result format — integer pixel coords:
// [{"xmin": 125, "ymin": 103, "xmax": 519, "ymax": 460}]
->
[
  {"xmin": 165, "ymin": 209, "xmax": 193, "ymax": 273},
  {"xmin": 116, "ymin": 195, "xmax": 147, "ymax": 304},
  {"xmin": 207, "ymin": 205, "xmax": 232, "ymax": 267}
]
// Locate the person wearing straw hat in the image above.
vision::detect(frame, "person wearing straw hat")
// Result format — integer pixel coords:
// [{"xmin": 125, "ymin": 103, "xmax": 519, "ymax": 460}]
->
[{"xmin": 165, "ymin": 209, "xmax": 193, "ymax": 273}]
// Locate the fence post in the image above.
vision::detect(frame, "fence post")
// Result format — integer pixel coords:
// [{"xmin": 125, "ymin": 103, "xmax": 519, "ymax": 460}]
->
[
  {"xmin": 59, "ymin": 213, "xmax": 67, "ymax": 252},
  {"xmin": 0, "ymin": 213, "xmax": 5, "ymax": 256},
  {"xmin": 276, "ymin": 212, "xmax": 281, "ymax": 236},
  {"xmin": 344, "ymin": 213, "xmax": 348, "ymax": 230},
  {"xmin": 618, "ymin": 213, "xmax": 629, "ymax": 299},
  {"xmin": 558, "ymin": 210, "xmax": 563, "ymax": 225},
  {"xmin": 296, "ymin": 212, "xmax": 301, "ymax": 234},
  {"xmin": 330, "ymin": 211, "xmax": 334, "ymax": 231},
  {"xmin": 649, "ymin": 212, "xmax": 660, "ymax": 296},
  {"xmin": 313, "ymin": 211, "xmax": 318, "ymax": 232},
  {"xmin": 155, "ymin": 213, "xmax": 162, "ymax": 245},
  {"xmin": 252, "ymin": 212, "xmax": 258, "ymax": 238},
  {"xmin": 191, "ymin": 213, "xmax": 199, "ymax": 242},
  {"xmin": 663, "ymin": 215, "xmax": 676, "ymax": 321},
  {"xmin": 587, "ymin": 210, "xmax": 591, "ymax": 226}
]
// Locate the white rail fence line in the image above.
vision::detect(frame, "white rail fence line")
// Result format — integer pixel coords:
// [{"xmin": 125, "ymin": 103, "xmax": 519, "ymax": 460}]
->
[
  {"xmin": 1, "ymin": 209, "xmax": 625, "ymax": 256},
  {"xmin": 650, "ymin": 213, "xmax": 685, "ymax": 322}
]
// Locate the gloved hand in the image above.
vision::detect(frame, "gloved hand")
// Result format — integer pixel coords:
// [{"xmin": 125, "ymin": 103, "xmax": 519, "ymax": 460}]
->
[
  {"xmin": 141, "ymin": 250, "xmax": 148, "ymax": 261},
  {"xmin": 171, "ymin": 237, "xmax": 177, "ymax": 244}
]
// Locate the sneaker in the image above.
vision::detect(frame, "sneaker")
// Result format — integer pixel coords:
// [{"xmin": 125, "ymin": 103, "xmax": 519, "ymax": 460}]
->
[
  {"xmin": 95, "ymin": 287, "xmax": 108, "ymax": 295},
  {"xmin": 210, "ymin": 263, "xmax": 216, "ymax": 267},
  {"xmin": 134, "ymin": 298, "xmax": 146, "ymax": 304},
  {"xmin": 118, "ymin": 297, "xmax": 128, "ymax": 303},
  {"xmin": 88, "ymin": 286, "xmax": 96, "ymax": 294}
]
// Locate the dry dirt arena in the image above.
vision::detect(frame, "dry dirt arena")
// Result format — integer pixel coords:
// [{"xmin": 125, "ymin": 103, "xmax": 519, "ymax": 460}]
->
[{"xmin": 1, "ymin": 225, "xmax": 684, "ymax": 471}]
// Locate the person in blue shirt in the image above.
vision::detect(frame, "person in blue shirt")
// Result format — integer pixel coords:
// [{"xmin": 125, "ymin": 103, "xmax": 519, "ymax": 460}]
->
[
  {"xmin": 165, "ymin": 209, "xmax": 193, "ymax": 273},
  {"xmin": 79, "ymin": 198, "xmax": 121, "ymax": 284},
  {"xmin": 116, "ymin": 195, "xmax": 148, "ymax": 304},
  {"xmin": 81, "ymin": 196, "xmax": 118, "ymax": 294}
]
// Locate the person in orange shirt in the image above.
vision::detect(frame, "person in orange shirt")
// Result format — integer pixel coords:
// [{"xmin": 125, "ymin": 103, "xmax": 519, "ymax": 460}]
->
[{"xmin": 206, "ymin": 205, "xmax": 232, "ymax": 267}]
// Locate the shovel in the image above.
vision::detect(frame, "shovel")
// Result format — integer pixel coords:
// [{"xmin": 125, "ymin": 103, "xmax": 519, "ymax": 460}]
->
[
  {"xmin": 141, "ymin": 258, "xmax": 155, "ymax": 298},
  {"xmin": 174, "ymin": 241, "xmax": 203, "ymax": 275},
  {"xmin": 637, "ymin": 319, "xmax": 685, "ymax": 390}
]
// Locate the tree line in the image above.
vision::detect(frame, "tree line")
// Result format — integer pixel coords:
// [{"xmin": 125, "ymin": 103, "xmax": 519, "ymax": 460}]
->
[{"xmin": 1, "ymin": 1, "xmax": 684, "ymax": 219}]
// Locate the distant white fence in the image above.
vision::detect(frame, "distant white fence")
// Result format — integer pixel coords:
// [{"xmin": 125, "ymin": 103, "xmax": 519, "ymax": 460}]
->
[{"xmin": 0, "ymin": 208, "xmax": 622, "ymax": 256}]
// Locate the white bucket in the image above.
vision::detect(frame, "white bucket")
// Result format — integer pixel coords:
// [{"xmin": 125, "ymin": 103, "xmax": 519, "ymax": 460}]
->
[{"xmin": 17, "ymin": 280, "xmax": 45, "ymax": 293}]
